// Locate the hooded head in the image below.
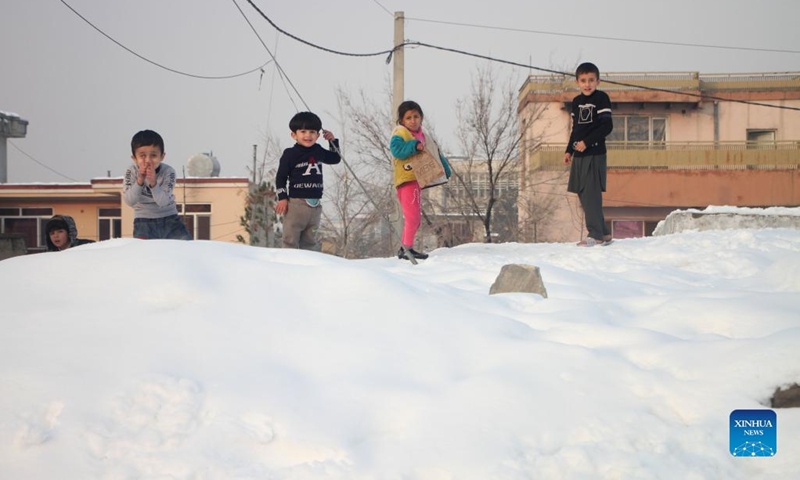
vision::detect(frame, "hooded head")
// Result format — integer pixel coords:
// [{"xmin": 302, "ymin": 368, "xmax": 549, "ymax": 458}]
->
[{"xmin": 46, "ymin": 215, "xmax": 78, "ymax": 251}]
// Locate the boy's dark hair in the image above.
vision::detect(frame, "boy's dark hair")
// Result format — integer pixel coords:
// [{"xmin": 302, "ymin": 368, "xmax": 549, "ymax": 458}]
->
[
  {"xmin": 289, "ymin": 111, "xmax": 322, "ymax": 132},
  {"xmin": 575, "ymin": 62, "xmax": 600, "ymax": 79},
  {"xmin": 46, "ymin": 216, "xmax": 69, "ymax": 235},
  {"xmin": 397, "ymin": 100, "xmax": 423, "ymax": 125},
  {"xmin": 131, "ymin": 130, "xmax": 165, "ymax": 154}
]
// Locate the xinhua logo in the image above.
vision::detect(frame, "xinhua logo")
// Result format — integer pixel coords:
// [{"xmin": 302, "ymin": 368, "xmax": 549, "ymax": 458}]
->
[{"xmin": 730, "ymin": 409, "xmax": 777, "ymax": 457}]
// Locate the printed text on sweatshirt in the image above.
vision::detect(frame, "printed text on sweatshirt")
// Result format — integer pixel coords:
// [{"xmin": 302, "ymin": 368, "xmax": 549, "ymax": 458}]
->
[{"xmin": 275, "ymin": 140, "xmax": 341, "ymax": 201}]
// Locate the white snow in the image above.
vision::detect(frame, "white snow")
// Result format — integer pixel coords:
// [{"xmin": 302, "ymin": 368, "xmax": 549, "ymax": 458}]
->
[
  {"xmin": 688, "ymin": 206, "xmax": 800, "ymax": 216},
  {"xmin": 1, "ymin": 227, "xmax": 799, "ymax": 479}
]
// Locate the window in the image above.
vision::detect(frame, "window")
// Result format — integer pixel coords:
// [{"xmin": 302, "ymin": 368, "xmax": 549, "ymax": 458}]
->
[
  {"xmin": 746, "ymin": 129, "xmax": 776, "ymax": 149},
  {"xmin": 0, "ymin": 207, "xmax": 53, "ymax": 251},
  {"xmin": 612, "ymin": 220, "xmax": 643, "ymax": 239},
  {"xmin": 98, "ymin": 208, "xmax": 122, "ymax": 241},
  {"xmin": 608, "ymin": 116, "xmax": 667, "ymax": 146},
  {"xmin": 177, "ymin": 204, "xmax": 211, "ymax": 240}
]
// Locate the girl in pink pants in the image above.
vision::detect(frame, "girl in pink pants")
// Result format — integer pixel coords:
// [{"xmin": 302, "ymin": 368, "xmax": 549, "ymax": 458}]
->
[{"xmin": 389, "ymin": 100, "xmax": 451, "ymax": 261}]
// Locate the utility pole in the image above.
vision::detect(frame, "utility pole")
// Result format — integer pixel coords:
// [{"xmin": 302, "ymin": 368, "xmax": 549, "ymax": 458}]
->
[
  {"xmin": 389, "ymin": 11, "xmax": 406, "ymax": 253},
  {"xmin": 392, "ymin": 11, "xmax": 405, "ymax": 117}
]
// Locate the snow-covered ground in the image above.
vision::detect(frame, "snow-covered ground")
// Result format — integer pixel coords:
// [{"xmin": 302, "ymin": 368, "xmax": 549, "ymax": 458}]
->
[{"xmin": 1, "ymin": 227, "xmax": 798, "ymax": 479}]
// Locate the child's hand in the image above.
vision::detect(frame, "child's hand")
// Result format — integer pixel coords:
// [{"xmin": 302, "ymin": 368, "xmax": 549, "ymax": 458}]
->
[
  {"xmin": 563, "ymin": 152, "xmax": 572, "ymax": 165},
  {"xmin": 573, "ymin": 140, "xmax": 587, "ymax": 152},
  {"xmin": 143, "ymin": 162, "xmax": 156, "ymax": 187},
  {"xmin": 416, "ymin": 142, "xmax": 424, "ymax": 152},
  {"xmin": 321, "ymin": 129, "xmax": 335, "ymax": 142},
  {"xmin": 275, "ymin": 199, "xmax": 289, "ymax": 215}
]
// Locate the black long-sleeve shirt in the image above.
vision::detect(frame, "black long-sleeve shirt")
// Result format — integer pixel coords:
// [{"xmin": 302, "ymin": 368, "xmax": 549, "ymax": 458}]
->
[
  {"xmin": 566, "ymin": 90, "xmax": 613, "ymax": 157},
  {"xmin": 275, "ymin": 140, "xmax": 341, "ymax": 201}
]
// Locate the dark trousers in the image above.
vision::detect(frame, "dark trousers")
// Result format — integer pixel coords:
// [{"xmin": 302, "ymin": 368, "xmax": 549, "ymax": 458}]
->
[
  {"xmin": 567, "ymin": 154, "xmax": 610, "ymax": 241},
  {"xmin": 134, "ymin": 214, "xmax": 192, "ymax": 240}
]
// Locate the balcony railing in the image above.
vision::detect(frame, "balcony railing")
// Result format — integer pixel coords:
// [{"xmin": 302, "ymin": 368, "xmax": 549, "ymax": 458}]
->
[{"xmin": 527, "ymin": 141, "xmax": 800, "ymax": 170}]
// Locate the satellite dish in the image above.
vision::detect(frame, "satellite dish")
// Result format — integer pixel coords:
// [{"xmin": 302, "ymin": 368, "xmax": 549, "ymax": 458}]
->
[{"xmin": 186, "ymin": 153, "xmax": 220, "ymax": 177}]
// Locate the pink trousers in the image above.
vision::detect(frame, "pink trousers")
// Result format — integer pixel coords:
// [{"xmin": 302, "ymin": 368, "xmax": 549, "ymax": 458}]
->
[{"xmin": 396, "ymin": 181, "xmax": 421, "ymax": 247}]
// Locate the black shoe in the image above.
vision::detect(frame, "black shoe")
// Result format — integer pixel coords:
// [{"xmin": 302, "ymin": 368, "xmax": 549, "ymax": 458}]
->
[{"xmin": 397, "ymin": 247, "xmax": 428, "ymax": 261}]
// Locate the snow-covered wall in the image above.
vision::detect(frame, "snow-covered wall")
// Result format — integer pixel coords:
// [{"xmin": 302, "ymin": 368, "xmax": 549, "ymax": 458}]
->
[{"xmin": 653, "ymin": 206, "xmax": 800, "ymax": 236}]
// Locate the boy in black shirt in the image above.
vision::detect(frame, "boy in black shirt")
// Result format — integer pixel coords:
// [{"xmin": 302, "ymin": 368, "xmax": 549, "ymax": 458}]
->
[
  {"xmin": 564, "ymin": 62, "xmax": 614, "ymax": 247},
  {"xmin": 274, "ymin": 111, "xmax": 341, "ymax": 250}
]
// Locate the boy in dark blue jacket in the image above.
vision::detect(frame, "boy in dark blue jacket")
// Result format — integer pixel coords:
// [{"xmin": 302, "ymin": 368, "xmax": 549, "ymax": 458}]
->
[{"xmin": 274, "ymin": 112, "xmax": 341, "ymax": 250}]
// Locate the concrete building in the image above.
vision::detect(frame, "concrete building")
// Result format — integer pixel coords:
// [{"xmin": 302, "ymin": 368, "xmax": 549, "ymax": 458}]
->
[
  {"xmin": 0, "ymin": 177, "xmax": 249, "ymax": 253},
  {"xmin": 517, "ymin": 71, "xmax": 800, "ymax": 243}
]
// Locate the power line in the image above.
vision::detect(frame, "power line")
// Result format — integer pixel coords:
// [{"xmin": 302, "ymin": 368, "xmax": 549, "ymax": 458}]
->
[
  {"xmin": 408, "ymin": 41, "xmax": 800, "ymax": 112},
  {"xmin": 240, "ymin": 0, "xmax": 406, "ymax": 252},
  {"xmin": 370, "ymin": 0, "xmax": 394, "ymax": 17},
  {"xmin": 232, "ymin": 0, "xmax": 307, "ymax": 110},
  {"xmin": 404, "ymin": 17, "xmax": 800, "ymax": 55},
  {"xmin": 243, "ymin": 0, "xmax": 396, "ymax": 58},
  {"xmin": 242, "ymin": 3, "xmax": 800, "ymax": 112},
  {"xmin": 8, "ymin": 141, "xmax": 80, "ymax": 182},
  {"xmin": 59, "ymin": 0, "xmax": 272, "ymax": 80}
]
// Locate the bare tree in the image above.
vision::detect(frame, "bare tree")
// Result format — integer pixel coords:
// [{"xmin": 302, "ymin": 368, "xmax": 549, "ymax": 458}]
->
[
  {"xmin": 237, "ymin": 132, "xmax": 282, "ymax": 247},
  {"xmin": 440, "ymin": 64, "xmax": 520, "ymax": 243},
  {"xmin": 443, "ymin": 63, "xmax": 548, "ymax": 243},
  {"xmin": 317, "ymin": 86, "xmax": 398, "ymax": 258}
]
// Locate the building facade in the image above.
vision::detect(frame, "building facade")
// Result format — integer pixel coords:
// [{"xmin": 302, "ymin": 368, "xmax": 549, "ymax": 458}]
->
[
  {"xmin": 423, "ymin": 157, "xmax": 519, "ymax": 247},
  {"xmin": 518, "ymin": 71, "xmax": 800, "ymax": 243},
  {"xmin": 0, "ymin": 177, "xmax": 249, "ymax": 253}
]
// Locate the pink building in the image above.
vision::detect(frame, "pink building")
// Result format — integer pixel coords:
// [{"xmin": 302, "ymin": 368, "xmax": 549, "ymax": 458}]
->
[{"xmin": 518, "ymin": 71, "xmax": 800, "ymax": 243}]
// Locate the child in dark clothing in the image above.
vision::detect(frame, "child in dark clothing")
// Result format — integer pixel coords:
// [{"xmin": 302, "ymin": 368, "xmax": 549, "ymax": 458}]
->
[
  {"xmin": 45, "ymin": 215, "xmax": 94, "ymax": 251},
  {"xmin": 564, "ymin": 62, "xmax": 614, "ymax": 247},
  {"xmin": 274, "ymin": 112, "xmax": 341, "ymax": 250}
]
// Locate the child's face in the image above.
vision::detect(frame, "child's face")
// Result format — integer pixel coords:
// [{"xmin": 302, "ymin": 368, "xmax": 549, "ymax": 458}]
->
[
  {"xmin": 576, "ymin": 72, "xmax": 600, "ymax": 96},
  {"xmin": 132, "ymin": 145, "xmax": 165, "ymax": 170},
  {"xmin": 291, "ymin": 129, "xmax": 320, "ymax": 148},
  {"xmin": 400, "ymin": 110, "xmax": 423, "ymax": 132},
  {"xmin": 49, "ymin": 229, "xmax": 70, "ymax": 250}
]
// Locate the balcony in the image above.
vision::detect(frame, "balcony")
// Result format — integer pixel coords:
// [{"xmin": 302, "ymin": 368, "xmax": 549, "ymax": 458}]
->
[{"xmin": 526, "ymin": 141, "xmax": 800, "ymax": 171}]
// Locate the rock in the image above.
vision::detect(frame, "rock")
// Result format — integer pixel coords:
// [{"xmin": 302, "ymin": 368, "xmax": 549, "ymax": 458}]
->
[
  {"xmin": 489, "ymin": 264, "xmax": 548, "ymax": 298},
  {"xmin": 771, "ymin": 384, "xmax": 800, "ymax": 408}
]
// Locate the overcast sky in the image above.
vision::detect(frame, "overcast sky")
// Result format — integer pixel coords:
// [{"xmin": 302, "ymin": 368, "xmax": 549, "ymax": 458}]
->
[{"xmin": 1, "ymin": 0, "xmax": 799, "ymax": 183}]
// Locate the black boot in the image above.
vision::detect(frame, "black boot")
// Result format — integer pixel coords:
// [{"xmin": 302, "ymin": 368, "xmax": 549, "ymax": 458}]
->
[{"xmin": 407, "ymin": 248, "xmax": 428, "ymax": 260}]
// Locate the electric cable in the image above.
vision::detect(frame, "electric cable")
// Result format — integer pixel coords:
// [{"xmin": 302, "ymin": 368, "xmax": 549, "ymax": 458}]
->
[
  {"xmin": 408, "ymin": 41, "xmax": 800, "ymax": 112},
  {"xmin": 236, "ymin": 1, "xmax": 407, "ymax": 255},
  {"xmin": 370, "ymin": 0, "xmax": 394, "ymax": 17},
  {"xmin": 404, "ymin": 16, "xmax": 800, "ymax": 55},
  {"xmin": 8, "ymin": 141, "xmax": 80, "ymax": 182},
  {"xmin": 232, "ymin": 0, "xmax": 305, "ymax": 110},
  {"xmin": 59, "ymin": 0, "xmax": 272, "ymax": 80},
  {"xmin": 243, "ymin": 2, "xmax": 800, "ymax": 112},
  {"xmin": 244, "ymin": 0, "xmax": 396, "ymax": 58}
]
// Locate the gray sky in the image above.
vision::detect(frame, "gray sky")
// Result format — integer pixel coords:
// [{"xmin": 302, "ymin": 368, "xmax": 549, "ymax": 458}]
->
[{"xmin": 2, "ymin": 0, "xmax": 799, "ymax": 183}]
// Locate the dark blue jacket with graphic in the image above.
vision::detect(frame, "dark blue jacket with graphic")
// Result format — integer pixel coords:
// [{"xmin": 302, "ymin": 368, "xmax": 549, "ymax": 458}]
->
[{"xmin": 275, "ymin": 140, "xmax": 341, "ymax": 201}]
